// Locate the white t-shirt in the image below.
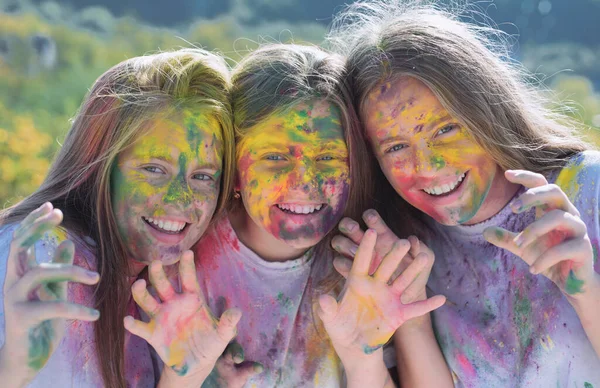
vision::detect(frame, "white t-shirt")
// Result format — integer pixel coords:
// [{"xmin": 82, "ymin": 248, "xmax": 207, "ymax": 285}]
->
[{"xmin": 193, "ymin": 216, "xmax": 344, "ymax": 387}]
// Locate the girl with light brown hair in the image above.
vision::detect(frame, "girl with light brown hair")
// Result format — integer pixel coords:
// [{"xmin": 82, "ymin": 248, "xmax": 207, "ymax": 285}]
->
[{"xmin": 328, "ymin": 1, "xmax": 600, "ymax": 387}]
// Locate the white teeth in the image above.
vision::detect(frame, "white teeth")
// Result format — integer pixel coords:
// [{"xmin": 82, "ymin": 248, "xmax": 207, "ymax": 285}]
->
[
  {"xmin": 277, "ymin": 204, "xmax": 323, "ymax": 214},
  {"xmin": 143, "ymin": 217, "xmax": 186, "ymax": 232},
  {"xmin": 424, "ymin": 172, "xmax": 466, "ymax": 196}
]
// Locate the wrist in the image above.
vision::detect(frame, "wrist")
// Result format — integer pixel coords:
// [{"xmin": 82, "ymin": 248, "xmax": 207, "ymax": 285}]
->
[
  {"xmin": 158, "ymin": 364, "xmax": 212, "ymax": 388},
  {"xmin": 568, "ymin": 273, "xmax": 600, "ymax": 314}
]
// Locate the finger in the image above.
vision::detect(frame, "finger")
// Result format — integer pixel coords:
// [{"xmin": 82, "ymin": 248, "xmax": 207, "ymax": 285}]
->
[
  {"xmin": 331, "ymin": 235, "xmax": 358, "ymax": 259},
  {"xmin": 224, "ymin": 341, "xmax": 245, "ymax": 364},
  {"xmin": 18, "ymin": 209, "xmax": 63, "ymax": 249},
  {"xmin": 131, "ymin": 279, "xmax": 160, "ymax": 317},
  {"xmin": 407, "ymin": 235, "xmax": 420, "ymax": 256},
  {"xmin": 338, "ymin": 217, "xmax": 365, "ymax": 244},
  {"xmin": 513, "ymin": 210, "xmax": 586, "ymax": 249},
  {"xmin": 362, "ymin": 209, "xmax": 392, "ymax": 236},
  {"xmin": 148, "ymin": 260, "xmax": 176, "ymax": 302},
  {"xmin": 398, "ymin": 295, "xmax": 446, "ymax": 323},
  {"xmin": 483, "ymin": 226, "xmax": 519, "ymax": 255},
  {"xmin": 317, "ymin": 294, "xmax": 338, "ymax": 325},
  {"xmin": 529, "ymin": 238, "xmax": 592, "ymax": 276},
  {"xmin": 217, "ymin": 308, "xmax": 242, "ymax": 343},
  {"xmin": 350, "ymin": 229, "xmax": 377, "ymax": 276},
  {"xmin": 52, "ymin": 240, "xmax": 75, "ymax": 265},
  {"xmin": 123, "ymin": 315, "xmax": 154, "ymax": 341},
  {"xmin": 179, "ymin": 251, "xmax": 201, "ymax": 296},
  {"xmin": 332, "ymin": 256, "xmax": 352, "ymax": 279},
  {"xmin": 232, "ymin": 361, "xmax": 265, "ymax": 383},
  {"xmin": 374, "ymin": 239, "xmax": 410, "ymax": 283},
  {"xmin": 13, "ymin": 202, "xmax": 53, "ymax": 240},
  {"xmin": 391, "ymin": 252, "xmax": 428, "ymax": 294},
  {"xmin": 505, "ymin": 170, "xmax": 548, "ymax": 189},
  {"xmin": 511, "ymin": 184, "xmax": 579, "ymax": 217},
  {"xmin": 18, "ymin": 300, "xmax": 100, "ymax": 323},
  {"xmin": 12, "ymin": 263, "xmax": 99, "ymax": 301}
]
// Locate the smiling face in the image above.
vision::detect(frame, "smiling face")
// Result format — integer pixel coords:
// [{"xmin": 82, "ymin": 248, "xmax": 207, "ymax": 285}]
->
[
  {"xmin": 237, "ymin": 99, "xmax": 350, "ymax": 249},
  {"xmin": 111, "ymin": 109, "xmax": 223, "ymax": 265},
  {"xmin": 363, "ymin": 76, "xmax": 506, "ymax": 225}
]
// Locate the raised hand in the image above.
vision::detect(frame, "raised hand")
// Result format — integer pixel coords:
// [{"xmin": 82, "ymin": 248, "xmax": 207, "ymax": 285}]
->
[
  {"xmin": 124, "ymin": 251, "xmax": 242, "ymax": 384},
  {"xmin": 319, "ymin": 229, "xmax": 446, "ymax": 358},
  {"xmin": 484, "ymin": 170, "xmax": 596, "ymax": 298},
  {"xmin": 0, "ymin": 203, "xmax": 100, "ymax": 386},
  {"xmin": 332, "ymin": 209, "xmax": 434, "ymax": 303}
]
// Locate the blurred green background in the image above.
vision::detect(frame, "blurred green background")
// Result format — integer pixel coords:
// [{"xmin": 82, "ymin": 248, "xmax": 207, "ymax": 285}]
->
[{"xmin": 1, "ymin": 0, "xmax": 599, "ymax": 208}]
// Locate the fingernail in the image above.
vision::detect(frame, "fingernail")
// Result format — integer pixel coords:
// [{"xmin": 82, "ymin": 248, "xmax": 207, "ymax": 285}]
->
[
  {"xmin": 253, "ymin": 363, "xmax": 264, "ymax": 373},
  {"xmin": 514, "ymin": 233, "xmax": 525, "ymax": 247},
  {"xmin": 87, "ymin": 270, "xmax": 100, "ymax": 279},
  {"xmin": 366, "ymin": 211, "xmax": 376, "ymax": 222},
  {"xmin": 346, "ymin": 221, "xmax": 357, "ymax": 232},
  {"xmin": 91, "ymin": 309, "xmax": 100, "ymax": 318},
  {"xmin": 349, "ymin": 245, "xmax": 357, "ymax": 256},
  {"xmin": 511, "ymin": 199, "xmax": 523, "ymax": 213}
]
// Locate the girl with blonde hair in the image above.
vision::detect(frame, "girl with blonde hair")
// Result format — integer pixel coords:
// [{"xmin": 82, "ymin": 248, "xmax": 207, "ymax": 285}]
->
[
  {"xmin": 0, "ymin": 48, "xmax": 240, "ymax": 387},
  {"xmin": 328, "ymin": 1, "xmax": 600, "ymax": 386}
]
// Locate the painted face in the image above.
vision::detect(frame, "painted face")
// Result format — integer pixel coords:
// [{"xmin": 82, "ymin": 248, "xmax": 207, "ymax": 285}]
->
[
  {"xmin": 237, "ymin": 99, "xmax": 350, "ymax": 249},
  {"xmin": 111, "ymin": 109, "xmax": 223, "ymax": 265},
  {"xmin": 363, "ymin": 76, "xmax": 500, "ymax": 225}
]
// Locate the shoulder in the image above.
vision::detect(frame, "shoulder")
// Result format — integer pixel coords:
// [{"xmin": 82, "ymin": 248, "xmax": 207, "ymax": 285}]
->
[{"xmin": 555, "ymin": 150, "xmax": 600, "ymax": 204}]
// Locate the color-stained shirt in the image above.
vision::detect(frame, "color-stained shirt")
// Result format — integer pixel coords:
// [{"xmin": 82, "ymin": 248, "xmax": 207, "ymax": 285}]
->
[
  {"xmin": 425, "ymin": 151, "xmax": 600, "ymax": 387},
  {"xmin": 192, "ymin": 216, "xmax": 343, "ymax": 387},
  {"xmin": 0, "ymin": 225, "xmax": 157, "ymax": 387}
]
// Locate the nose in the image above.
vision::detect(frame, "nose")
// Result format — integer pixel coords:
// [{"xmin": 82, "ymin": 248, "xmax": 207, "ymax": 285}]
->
[
  {"xmin": 293, "ymin": 159, "xmax": 318, "ymax": 193},
  {"xmin": 410, "ymin": 142, "xmax": 441, "ymax": 177},
  {"xmin": 163, "ymin": 174, "xmax": 194, "ymax": 207}
]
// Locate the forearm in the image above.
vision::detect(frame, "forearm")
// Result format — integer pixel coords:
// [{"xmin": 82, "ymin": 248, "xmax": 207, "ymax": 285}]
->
[
  {"xmin": 341, "ymin": 350, "xmax": 396, "ymax": 388},
  {"xmin": 394, "ymin": 315, "xmax": 453, "ymax": 388},
  {"xmin": 570, "ymin": 273, "xmax": 600, "ymax": 358}
]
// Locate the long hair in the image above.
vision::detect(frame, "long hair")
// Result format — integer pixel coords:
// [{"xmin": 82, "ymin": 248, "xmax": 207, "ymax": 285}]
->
[
  {"xmin": 0, "ymin": 48, "xmax": 234, "ymax": 388},
  {"xmin": 230, "ymin": 43, "xmax": 372, "ymax": 292},
  {"xmin": 327, "ymin": 0, "xmax": 594, "ymax": 235}
]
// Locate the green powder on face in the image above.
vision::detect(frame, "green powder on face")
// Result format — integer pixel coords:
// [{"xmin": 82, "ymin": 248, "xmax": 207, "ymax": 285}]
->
[
  {"xmin": 430, "ymin": 154, "xmax": 446, "ymax": 170},
  {"xmin": 584, "ymin": 383, "xmax": 594, "ymax": 388},
  {"xmin": 564, "ymin": 270, "xmax": 584, "ymax": 295},
  {"xmin": 163, "ymin": 153, "xmax": 193, "ymax": 206},
  {"xmin": 28, "ymin": 320, "xmax": 54, "ymax": 370}
]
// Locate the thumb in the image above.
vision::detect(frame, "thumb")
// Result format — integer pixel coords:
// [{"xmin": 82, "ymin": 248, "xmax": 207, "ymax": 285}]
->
[
  {"xmin": 317, "ymin": 294, "xmax": 338, "ymax": 324},
  {"xmin": 217, "ymin": 308, "xmax": 242, "ymax": 343}
]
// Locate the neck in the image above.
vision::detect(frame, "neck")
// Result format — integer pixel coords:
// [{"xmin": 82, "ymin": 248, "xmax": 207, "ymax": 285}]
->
[
  {"xmin": 229, "ymin": 206, "xmax": 309, "ymax": 262},
  {"xmin": 463, "ymin": 165, "xmax": 521, "ymax": 225},
  {"xmin": 127, "ymin": 259, "xmax": 147, "ymax": 280}
]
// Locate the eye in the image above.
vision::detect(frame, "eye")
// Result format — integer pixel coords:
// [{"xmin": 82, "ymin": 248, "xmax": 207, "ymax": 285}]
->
[
  {"xmin": 385, "ymin": 144, "xmax": 407, "ymax": 154},
  {"xmin": 142, "ymin": 166, "xmax": 165, "ymax": 174},
  {"xmin": 437, "ymin": 124, "xmax": 459, "ymax": 136},
  {"xmin": 192, "ymin": 173, "xmax": 213, "ymax": 181},
  {"xmin": 317, "ymin": 155, "xmax": 334, "ymax": 161},
  {"xmin": 265, "ymin": 154, "xmax": 286, "ymax": 161}
]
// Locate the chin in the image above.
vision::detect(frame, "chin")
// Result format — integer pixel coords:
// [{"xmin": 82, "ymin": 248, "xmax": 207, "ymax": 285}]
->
[{"xmin": 279, "ymin": 234, "xmax": 326, "ymax": 251}]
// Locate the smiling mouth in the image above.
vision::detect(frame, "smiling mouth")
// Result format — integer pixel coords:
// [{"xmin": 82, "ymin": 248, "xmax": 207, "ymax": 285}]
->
[
  {"xmin": 142, "ymin": 217, "xmax": 189, "ymax": 234},
  {"xmin": 422, "ymin": 171, "xmax": 468, "ymax": 197},
  {"xmin": 275, "ymin": 203, "xmax": 327, "ymax": 215}
]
